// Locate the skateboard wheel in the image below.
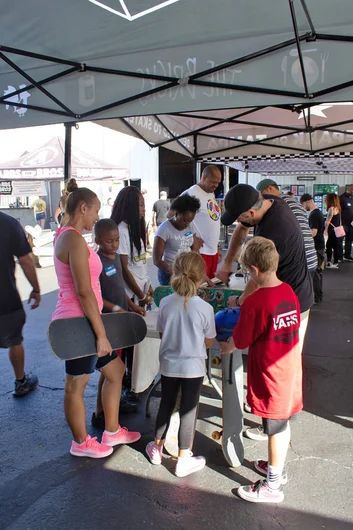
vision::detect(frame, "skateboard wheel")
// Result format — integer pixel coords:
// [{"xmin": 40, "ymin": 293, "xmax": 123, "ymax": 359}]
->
[
  {"xmin": 211, "ymin": 356, "xmax": 221, "ymax": 367},
  {"xmin": 212, "ymin": 430, "xmax": 221, "ymax": 441}
]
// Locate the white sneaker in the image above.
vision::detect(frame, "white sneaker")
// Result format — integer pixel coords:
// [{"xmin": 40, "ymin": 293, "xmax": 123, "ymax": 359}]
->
[
  {"xmin": 327, "ymin": 262, "xmax": 339, "ymax": 269},
  {"xmin": 244, "ymin": 426, "xmax": 268, "ymax": 441},
  {"xmin": 175, "ymin": 455, "xmax": 206, "ymax": 477}
]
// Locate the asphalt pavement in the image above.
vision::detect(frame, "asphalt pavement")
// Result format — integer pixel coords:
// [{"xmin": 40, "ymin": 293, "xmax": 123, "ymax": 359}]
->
[{"xmin": 0, "ymin": 258, "xmax": 352, "ymax": 530}]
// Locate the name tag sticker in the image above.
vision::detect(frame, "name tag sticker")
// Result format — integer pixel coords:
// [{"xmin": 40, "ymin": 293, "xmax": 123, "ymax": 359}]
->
[{"xmin": 105, "ymin": 265, "xmax": 117, "ymax": 277}]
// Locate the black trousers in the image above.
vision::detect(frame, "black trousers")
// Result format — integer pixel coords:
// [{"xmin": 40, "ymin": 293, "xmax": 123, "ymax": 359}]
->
[
  {"xmin": 326, "ymin": 229, "xmax": 343, "ymax": 263},
  {"xmin": 155, "ymin": 375, "xmax": 204, "ymax": 450},
  {"xmin": 343, "ymin": 225, "xmax": 353, "ymax": 258},
  {"xmin": 310, "ymin": 249, "xmax": 325, "ymax": 302}
]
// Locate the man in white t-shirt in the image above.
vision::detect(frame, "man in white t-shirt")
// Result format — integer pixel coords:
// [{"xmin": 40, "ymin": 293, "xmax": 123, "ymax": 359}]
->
[{"xmin": 180, "ymin": 165, "xmax": 222, "ymax": 278}]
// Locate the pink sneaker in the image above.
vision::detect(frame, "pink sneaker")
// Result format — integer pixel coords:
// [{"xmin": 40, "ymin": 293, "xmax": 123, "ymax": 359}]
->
[
  {"xmin": 145, "ymin": 441, "xmax": 163, "ymax": 465},
  {"xmin": 238, "ymin": 480, "xmax": 284, "ymax": 503},
  {"xmin": 70, "ymin": 435, "xmax": 113, "ymax": 458},
  {"xmin": 101, "ymin": 426, "xmax": 141, "ymax": 447}
]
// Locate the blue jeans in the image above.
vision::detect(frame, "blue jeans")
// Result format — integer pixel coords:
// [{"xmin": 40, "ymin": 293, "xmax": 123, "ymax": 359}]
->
[{"xmin": 158, "ymin": 269, "xmax": 171, "ymax": 285}]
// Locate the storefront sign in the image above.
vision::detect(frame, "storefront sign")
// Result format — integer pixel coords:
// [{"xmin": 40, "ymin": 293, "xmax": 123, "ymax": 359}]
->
[
  {"xmin": 0, "ymin": 180, "xmax": 46, "ymax": 195},
  {"xmin": 0, "ymin": 181, "xmax": 13, "ymax": 194}
]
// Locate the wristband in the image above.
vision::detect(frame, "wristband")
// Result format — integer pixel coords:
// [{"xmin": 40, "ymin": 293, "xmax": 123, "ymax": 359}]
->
[
  {"xmin": 112, "ymin": 305, "xmax": 121, "ymax": 312},
  {"xmin": 235, "ymin": 296, "xmax": 241, "ymax": 308},
  {"xmin": 31, "ymin": 289, "xmax": 40, "ymax": 294}
]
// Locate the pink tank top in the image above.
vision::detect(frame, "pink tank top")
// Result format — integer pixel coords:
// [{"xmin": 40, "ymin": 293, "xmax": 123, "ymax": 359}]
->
[{"xmin": 52, "ymin": 226, "xmax": 103, "ymax": 320}]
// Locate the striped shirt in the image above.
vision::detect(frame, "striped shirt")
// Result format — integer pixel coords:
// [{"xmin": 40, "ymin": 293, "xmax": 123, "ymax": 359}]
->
[{"xmin": 280, "ymin": 195, "xmax": 318, "ymax": 272}]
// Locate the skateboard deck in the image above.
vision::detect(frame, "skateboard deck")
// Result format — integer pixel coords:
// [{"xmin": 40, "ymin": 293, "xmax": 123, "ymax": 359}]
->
[
  {"xmin": 48, "ymin": 312, "xmax": 147, "ymax": 360},
  {"xmin": 212, "ymin": 350, "xmax": 244, "ymax": 467},
  {"xmin": 154, "ymin": 284, "xmax": 244, "ymax": 312}
]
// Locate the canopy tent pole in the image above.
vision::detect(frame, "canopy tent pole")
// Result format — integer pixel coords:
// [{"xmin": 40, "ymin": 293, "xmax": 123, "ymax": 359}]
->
[{"xmin": 64, "ymin": 123, "xmax": 74, "ymax": 183}]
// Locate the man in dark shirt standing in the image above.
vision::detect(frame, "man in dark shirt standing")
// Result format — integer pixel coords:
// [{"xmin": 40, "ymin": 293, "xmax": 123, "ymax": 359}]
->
[
  {"xmin": 152, "ymin": 191, "xmax": 170, "ymax": 228},
  {"xmin": 300, "ymin": 194, "xmax": 325, "ymax": 303},
  {"xmin": 217, "ymin": 184, "xmax": 313, "ymax": 337},
  {"xmin": 0, "ymin": 212, "xmax": 41, "ymax": 396},
  {"xmin": 339, "ymin": 184, "xmax": 353, "ymax": 261}
]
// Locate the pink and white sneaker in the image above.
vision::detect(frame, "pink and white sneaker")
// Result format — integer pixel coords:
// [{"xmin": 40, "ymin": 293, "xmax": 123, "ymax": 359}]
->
[
  {"xmin": 101, "ymin": 426, "xmax": 141, "ymax": 447},
  {"xmin": 175, "ymin": 455, "xmax": 206, "ymax": 477},
  {"xmin": 70, "ymin": 435, "xmax": 113, "ymax": 458},
  {"xmin": 145, "ymin": 441, "xmax": 163, "ymax": 465},
  {"xmin": 238, "ymin": 480, "xmax": 284, "ymax": 503}
]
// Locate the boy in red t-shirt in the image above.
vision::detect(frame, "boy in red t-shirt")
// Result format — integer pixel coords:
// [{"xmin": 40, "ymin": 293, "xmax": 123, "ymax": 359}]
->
[{"xmin": 220, "ymin": 236, "xmax": 302, "ymax": 503}]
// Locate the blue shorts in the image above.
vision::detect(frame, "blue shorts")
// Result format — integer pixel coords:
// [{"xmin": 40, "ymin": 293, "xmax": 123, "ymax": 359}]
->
[
  {"xmin": 65, "ymin": 350, "xmax": 119, "ymax": 376},
  {"xmin": 36, "ymin": 212, "xmax": 45, "ymax": 221}
]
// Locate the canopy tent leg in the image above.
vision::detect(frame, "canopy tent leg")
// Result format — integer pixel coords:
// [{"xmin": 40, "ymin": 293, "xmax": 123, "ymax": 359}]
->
[{"xmin": 64, "ymin": 123, "xmax": 74, "ymax": 183}]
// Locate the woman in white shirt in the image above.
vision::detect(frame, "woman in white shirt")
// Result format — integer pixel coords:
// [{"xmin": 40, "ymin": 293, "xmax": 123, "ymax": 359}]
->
[
  {"xmin": 110, "ymin": 186, "xmax": 154, "ymax": 394},
  {"xmin": 153, "ymin": 194, "xmax": 201, "ymax": 285}
]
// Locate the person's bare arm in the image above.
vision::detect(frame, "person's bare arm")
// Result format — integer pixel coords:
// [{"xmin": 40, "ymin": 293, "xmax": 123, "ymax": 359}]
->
[
  {"xmin": 228, "ymin": 278, "xmax": 258, "ymax": 307},
  {"xmin": 325, "ymin": 207, "xmax": 333, "ymax": 235},
  {"xmin": 69, "ymin": 235, "xmax": 111, "ymax": 356},
  {"xmin": 153, "ymin": 236, "xmax": 173, "ymax": 275},
  {"xmin": 120, "ymin": 254, "xmax": 146, "ymax": 301},
  {"xmin": 205, "ymin": 337, "xmax": 214, "ymax": 349},
  {"xmin": 18, "ymin": 254, "xmax": 41, "ymax": 309},
  {"xmin": 217, "ymin": 223, "xmax": 249, "ymax": 283},
  {"xmin": 311, "ymin": 228, "xmax": 318, "ymax": 238},
  {"xmin": 54, "ymin": 206, "xmax": 61, "ymax": 224}
]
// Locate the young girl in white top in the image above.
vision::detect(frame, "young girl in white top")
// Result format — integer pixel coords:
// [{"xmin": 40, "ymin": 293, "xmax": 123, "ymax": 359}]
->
[{"xmin": 146, "ymin": 252, "xmax": 216, "ymax": 477}]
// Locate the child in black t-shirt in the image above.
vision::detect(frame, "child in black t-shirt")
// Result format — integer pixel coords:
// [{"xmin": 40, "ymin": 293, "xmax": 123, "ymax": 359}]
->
[{"xmin": 92, "ymin": 219, "xmax": 146, "ymax": 429}]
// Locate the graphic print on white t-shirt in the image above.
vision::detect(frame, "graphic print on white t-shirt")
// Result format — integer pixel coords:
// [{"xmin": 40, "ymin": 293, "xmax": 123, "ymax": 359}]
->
[
  {"xmin": 182, "ymin": 184, "xmax": 221, "ymax": 255},
  {"xmin": 156, "ymin": 220, "xmax": 195, "ymax": 264}
]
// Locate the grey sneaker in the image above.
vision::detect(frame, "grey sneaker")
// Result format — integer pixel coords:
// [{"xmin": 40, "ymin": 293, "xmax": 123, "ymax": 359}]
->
[
  {"xmin": 13, "ymin": 373, "xmax": 38, "ymax": 397},
  {"xmin": 244, "ymin": 426, "xmax": 268, "ymax": 441}
]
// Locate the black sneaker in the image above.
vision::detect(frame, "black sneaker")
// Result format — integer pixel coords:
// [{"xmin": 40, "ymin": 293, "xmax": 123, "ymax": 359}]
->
[
  {"xmin": 120, "ymin": 398, "xmax": 138, "ymax": 414},
  {"xmin": 122, "ymin": 388, "xmax": 140, "ymax": 403},
  {"xmin": 91, "ymin": 412, "xmax": 105, "ymax": 430},
  {"xmin": 13, "ymin": 373, "xmax": 38, "ymax": 397},
  {"xmin": 344, "ymin": 256, "xmax": 353, "ymax": 262}
]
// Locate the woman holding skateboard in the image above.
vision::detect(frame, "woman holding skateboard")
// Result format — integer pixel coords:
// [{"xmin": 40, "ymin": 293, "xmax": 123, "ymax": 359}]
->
[
  {"xmin": 145, "ymin": 252, "xmax": 216, "ymax": 477},
  {"xmin": 52, "ymin": 183, "xmax": 140, "ymax": 458}
]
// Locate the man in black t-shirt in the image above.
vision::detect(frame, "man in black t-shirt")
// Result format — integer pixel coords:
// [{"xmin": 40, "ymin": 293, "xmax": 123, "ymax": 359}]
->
[
  {"xmin": 218, "ymin": 184, "xmax": 313, "ymax": 340},
  {"xmin": 152, "ymin": 191, "xmax": 170, "ymax": 228},
  {"xmin": 0, "ymin": 212, "xmax": 41, "ymax": 396},
  {"xmin": 301, "ymin": 194, "xmax": 325, "ymax": 303},
  {"xmin": 339, "ymin": 185, "xmax": 353, "ymax": 261}
]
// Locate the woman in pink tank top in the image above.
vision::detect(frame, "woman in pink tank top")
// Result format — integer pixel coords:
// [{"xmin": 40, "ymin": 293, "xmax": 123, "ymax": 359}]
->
[{"xmin": 53, "ymin": 183, "xmax": 140, "ymax": 458}]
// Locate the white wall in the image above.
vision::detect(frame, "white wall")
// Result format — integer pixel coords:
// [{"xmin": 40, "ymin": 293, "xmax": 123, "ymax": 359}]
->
[{"xmin": 238, "ymin": 171, "xmax": 353, "ymax": 195}]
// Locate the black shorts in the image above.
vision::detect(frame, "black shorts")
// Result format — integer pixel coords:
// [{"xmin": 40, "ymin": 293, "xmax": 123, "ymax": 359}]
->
[
  {"xmin": 0, "ymin": 308, "xmax": 26, "ymax": 349},
  {"xmin": 65, "ymin": 350, "xmax": 119, "ymax": 376},
  {"xmin": 262, "ymin": 418, "xmax": 290, "ymax": 435}
]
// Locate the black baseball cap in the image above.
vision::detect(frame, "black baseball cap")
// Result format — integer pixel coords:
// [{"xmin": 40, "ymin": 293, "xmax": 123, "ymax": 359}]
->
[{"xmin": 221, "ymin": 184, "xmax": 260, "ymax": 226}]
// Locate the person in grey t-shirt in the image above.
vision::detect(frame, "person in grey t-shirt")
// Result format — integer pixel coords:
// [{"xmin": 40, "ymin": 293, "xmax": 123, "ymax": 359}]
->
[
  {"xmin": 152, "ymin": 191, "xmax": 170, "ymax": 228},
  {"xmin": 153, "ymin": 194, "xmax": 201, "ymax": 285}
]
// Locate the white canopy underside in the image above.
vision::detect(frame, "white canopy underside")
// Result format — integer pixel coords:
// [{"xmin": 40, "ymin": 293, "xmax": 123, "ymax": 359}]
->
[{"xmin": 2, "ymin": 0, "xmax": 353, "ymax": 167}]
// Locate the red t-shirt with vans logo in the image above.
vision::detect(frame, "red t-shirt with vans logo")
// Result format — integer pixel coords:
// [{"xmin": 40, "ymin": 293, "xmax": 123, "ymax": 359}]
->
[{"xmin": 233, "ymin": 282, "xmax": 303, "ymax": 420}]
